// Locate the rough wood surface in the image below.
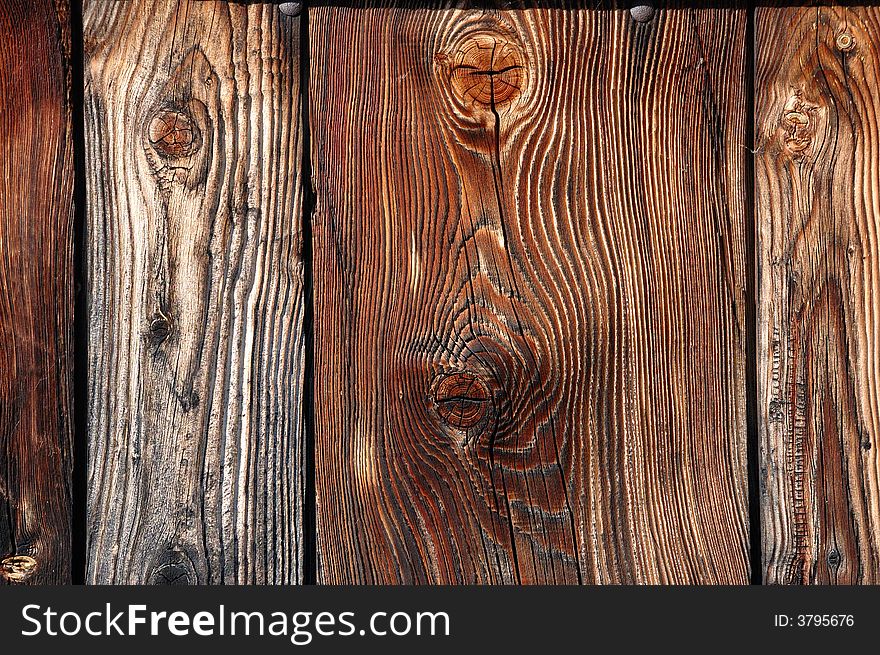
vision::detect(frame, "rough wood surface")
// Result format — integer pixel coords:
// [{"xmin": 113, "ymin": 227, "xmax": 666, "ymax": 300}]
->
[
  {"xmin": 311, "ymin": 3, "xmax": 751, "ymax": 584},
  {"xmin": 84, "ymin": 0, "xmax": 304, "ymax": 584},
  {"xmin": 757, "ymin": 6, "xmax": 880, "ymax": 584},
  {"xmin": 0, "ymin": 0, "xmax": 74, "ymax": 585}
]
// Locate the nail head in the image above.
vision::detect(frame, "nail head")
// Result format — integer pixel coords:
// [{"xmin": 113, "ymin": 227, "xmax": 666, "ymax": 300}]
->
[
  {"xmin": 630, "ymin": 4, "xmax": 655, "ymax": 24},
  {"xmin": 279, "ymin": 2, "xmax": 302, "ymax": 17},
  {"xmin": 836, "ymin": 32, "xmax": 855, "ymax": 52}
]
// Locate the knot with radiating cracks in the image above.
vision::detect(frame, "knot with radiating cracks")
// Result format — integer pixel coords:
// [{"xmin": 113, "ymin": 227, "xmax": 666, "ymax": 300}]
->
[
  {"xmin": 147, "ymin": 108, "xmax": 202, "ymax": 159},
  {"xmin": 439, "ymin": 33, "xmax": 525, "ymax": 110},
  {"xmin": 429, "ymin": 371, "xmax": 495, "ymax": 439}
]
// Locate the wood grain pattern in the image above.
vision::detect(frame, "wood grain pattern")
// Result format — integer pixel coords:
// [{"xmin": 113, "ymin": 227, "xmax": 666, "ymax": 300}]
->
[
  {"xmin": 0, "ymin": 0, "xmax": 74, "ymax": 585},
  {"xmin": 757, "ymin": 5, "xmax": 880, "ymax": 584},
  {"xmin": 84, "ymin": 0, "xmax": 304, "ymax": 583},
  {"xmin": 312, "ymin": 3, "xmax": 751, "ymax": 584}
]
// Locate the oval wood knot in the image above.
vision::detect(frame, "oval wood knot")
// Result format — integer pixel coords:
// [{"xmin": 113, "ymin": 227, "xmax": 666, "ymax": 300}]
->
[
  {"xmin": 147, "ymin": 108, "xmax": 201, "ymax": 159},
  {"xmin": 430, "ymin": 371, "xmax": 493, "ymax": 430},
  {"xmin": 780, "ymin": 94, "xmax": 819, "ymax": 158},
  {"xmin": 278, "ymin": 2, "xmax": 302, "ymax": 17},
  {"xmin": 149, "ymin": 546, "xmax": 197, "ymax": 585},
  {"xmin": 148, "ymin": 311, "xmax": 173, "ymax": 347},
  {"xmin": 440, "ymin": 32, "xmax": 525, "ymax": 110},
  {"xmin": 0, "ymin": 555, "xmax": 38, "ymax": 582}
]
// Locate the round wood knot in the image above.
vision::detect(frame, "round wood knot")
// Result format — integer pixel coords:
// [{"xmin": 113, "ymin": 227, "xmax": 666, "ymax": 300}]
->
[
  {"xmin": 149, "ymin": 546, "xmax": 197, "ymax": 585},
  {"xmin": 147, "ymin": 109, "xmax": 201, "ymax": 159},
  {"xmin": 0, "ymin": 555, "xmax": 37, "ymax": 582},
  {"xmin": 836, "ymin": 32, "xmax": 855, "ymax": 52},
  {"xmin": 441, "ymin": 33, "xmax": 525, "ymax": 110},
  {"xmin": 147, "ymin": 311, "xmax": 172, "ymax": 347},
  {"xmin": 430, "ymin": 371, "xmax": 493, "ymax": 430}
]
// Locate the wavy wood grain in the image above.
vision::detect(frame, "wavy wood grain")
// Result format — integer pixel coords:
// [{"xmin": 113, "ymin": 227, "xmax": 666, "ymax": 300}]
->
[
  {"xmin": 84, "ymin": 0, "xmax": 304, "ymax": 583},
  {"xmin": 0, "ymin": 0, "xmax": 74, "ymax": 585},
  {"xmin": 312, "ymin": 3, "xmax": 751, "ymax": 584},
  {"xmin": 757, "ymin": 5, "xmax": 880, "ymax": 584}
]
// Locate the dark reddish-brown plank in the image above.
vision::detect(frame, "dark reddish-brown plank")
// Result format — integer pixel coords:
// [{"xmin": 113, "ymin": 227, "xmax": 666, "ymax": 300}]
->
[
  {"xmin": 312, "ymin": 3, "xmax": 751, "ymax": 584},
  {"xmin": 757, "ymin": 6, "xmax": 880, "ymax": 584},
  {"xmin": 0, "ymin": 0, "xmax": 74, "ymax": 584}
]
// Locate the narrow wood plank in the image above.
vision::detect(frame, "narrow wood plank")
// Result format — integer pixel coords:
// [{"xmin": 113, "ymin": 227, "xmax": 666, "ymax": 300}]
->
[
  {"xmin": 84, "ymin": 0, "xmax": 304, "ymax": 584},
  {"xmin": 312, "ymin": 3, "xmax": 751, "ymax": 584},
  {"xmin": 0, "ymin": 0, "xmax": 74, "ymax": 585},
  {"xmin": 757, "ymin": 6, "xmax": 880, "ymax": 584}
]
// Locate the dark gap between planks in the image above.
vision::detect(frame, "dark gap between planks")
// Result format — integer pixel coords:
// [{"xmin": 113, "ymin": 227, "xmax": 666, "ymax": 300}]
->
[
  {"xmin": 299, "ymin": 2, "xmax": 319, "ymax": 586},
  {"xmin": 744, "ymin": 1, "xmax": 763, "ymax": 586},
  {"xmin": 70, "ymin": 0, "xmax": 89, "ymax": 586}
]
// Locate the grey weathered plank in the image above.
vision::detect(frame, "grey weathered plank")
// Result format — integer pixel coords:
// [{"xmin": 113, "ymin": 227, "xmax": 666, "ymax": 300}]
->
[{"xmin": 84, "ymin": 0, "xmax": 304, "ymax": 584}]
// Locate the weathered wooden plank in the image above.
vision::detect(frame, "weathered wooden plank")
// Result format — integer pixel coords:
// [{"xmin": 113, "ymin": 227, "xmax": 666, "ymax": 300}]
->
[
  {"xmin": 0, "ymin": 0, "xmax": 74, "ymax": 585},
  {"xmin": 312, "ymin": 3, "xmax": 751, "ymax": 584},
  {"xmin": 84, "ymin": 0, "xmax": 304, "ymax": 584},
  {"xmin": 757, "ymin": 6, "xmax": 880, "ymax": 584}
]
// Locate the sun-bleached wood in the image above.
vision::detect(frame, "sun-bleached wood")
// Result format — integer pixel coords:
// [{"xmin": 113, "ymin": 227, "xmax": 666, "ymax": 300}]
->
[
  {"xmin": 0, "ymin": 0, "xmax": 74, "ymax": 585},
  {"xmin": 84, "ymin": 0, "xmax": 304, "ymax": 584},
  {"xmin": 311, "ymin": 3, "xmax": 751, "ymax": 584},
  {"xmin": 757, "ymin": 5, "xmax": 880, "ymax": 584}
]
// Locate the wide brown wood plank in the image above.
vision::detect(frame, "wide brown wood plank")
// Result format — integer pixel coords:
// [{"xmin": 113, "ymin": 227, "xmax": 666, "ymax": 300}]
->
[
  {"xmin": 757, "ymin": 6, "xmax": 880, "ymax": 584},
  {"xmin": 0, "ymin": 0, "xmax": 74, "ymax": 585},
  {"xmin": 312, "ymin": 3, "xmax": 751, "ymax": 584},
  {"xmin": 84, "ymin": 0, "xmax": 305, "ymax": 583}
]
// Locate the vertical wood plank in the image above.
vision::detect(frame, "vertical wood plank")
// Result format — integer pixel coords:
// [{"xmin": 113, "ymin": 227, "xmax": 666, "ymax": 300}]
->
[
  {"xmin": 0, "ymin": 0, "xmax": 74, "ymax": 585},
  {"xmin": 84, "ymin": 0, "xmax": 305, "ymax": 584},
  {"xmin": 757, "ymin": 6, "xmax": 880, "ymax": 584},
  {"xmin": 312, "ymin": 3, "xmax": 751, "ymax": 584}
]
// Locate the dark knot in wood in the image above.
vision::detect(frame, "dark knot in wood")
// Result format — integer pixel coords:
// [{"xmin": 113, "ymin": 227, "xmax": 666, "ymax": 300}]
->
[
  {"xmin": 430, "ymin": 371, "xmax": 493, "ymax": 430},
  {"xmin": 827, "ymin": 548, "xmax": 842, "ymax": 569},
  {"xmin": 147, "ymin": 108, "xmax": 201, "ymax": 159},
  {"xmin": 148, "ymin": 311, "xmax": 172, "ymax": 347},
  {"xmin": 149, "ymin": 546, "xmax": 197, "ymax": 585},
  {"xmin": 441, "ymin": 33, "xmax": 525, "ymax": 110},
  {"xmin": 0, "ymin": 554, "xmax": 38, "ymax": 582}
]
